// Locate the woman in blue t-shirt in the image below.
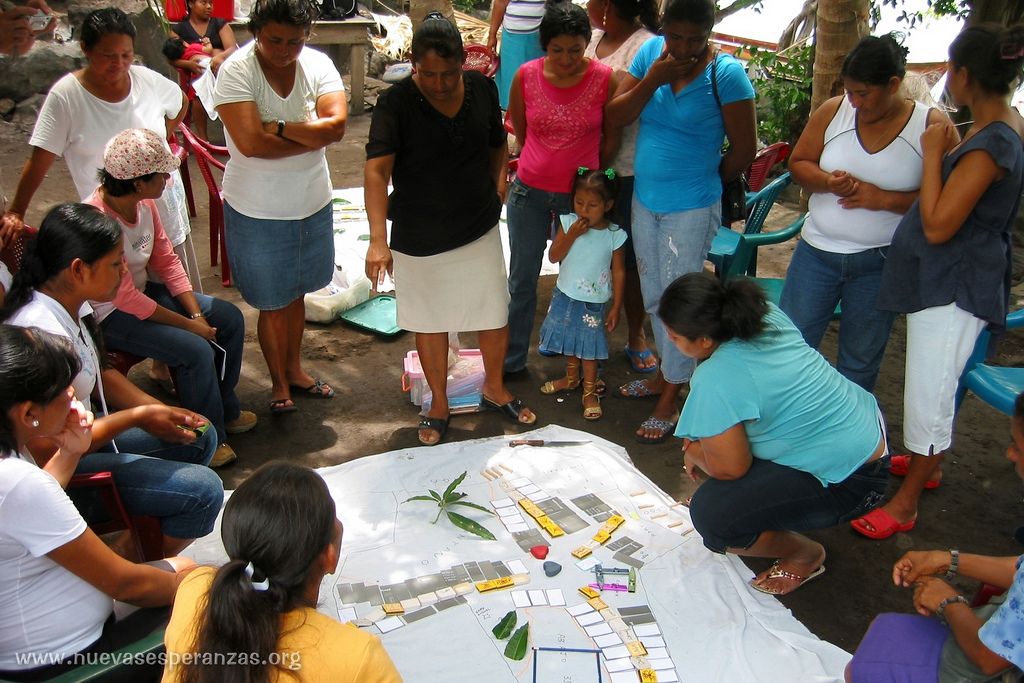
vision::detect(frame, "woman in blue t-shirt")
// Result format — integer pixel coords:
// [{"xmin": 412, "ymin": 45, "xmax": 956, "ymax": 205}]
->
[
  {"xmin": 606, "ymin": 0, "xmax": 756, "ymax": 444},
  {"xmin": 661, "ymin": 273, "xmax": 889, "ymax": 595},
  {"xmin": 852, "ymin": 23, "xmax": 1024, "ymax": 541}
]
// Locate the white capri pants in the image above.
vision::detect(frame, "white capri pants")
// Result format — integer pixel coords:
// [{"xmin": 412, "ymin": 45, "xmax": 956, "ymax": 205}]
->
[{"xmin": 904, "ymin": 303, "xmax": 987, "ymax": 455}]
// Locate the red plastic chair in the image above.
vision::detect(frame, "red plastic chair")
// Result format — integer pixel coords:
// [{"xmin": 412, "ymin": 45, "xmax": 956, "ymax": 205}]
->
[
  {"xmin": 0, "ymin": 224, "xmax": 36, "ymax": 271},
  {"xmin": 746, "ymin": 142, "xmax": 790, "ymax": 193},
  {"xmin": 463, "ymin": 44, "xmax": 499, "ymax": 78},
  {"xmin": 178, "ymin": 124, "xmax": 231, "ymax": 287}
]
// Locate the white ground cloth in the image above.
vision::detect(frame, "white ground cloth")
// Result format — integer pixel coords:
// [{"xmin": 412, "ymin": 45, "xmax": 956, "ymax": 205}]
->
[{"xmin": 185, "ymin": 425, "xmax": 851, "ymax": 682}]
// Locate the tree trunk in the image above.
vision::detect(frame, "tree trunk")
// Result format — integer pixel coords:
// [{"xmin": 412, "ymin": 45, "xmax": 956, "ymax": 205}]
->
[
  {"xmin": 965, "ymin": 0, "xmax": 1024, "ymax": 26},
  {"xmin": 808, "ymin": 0, "xmax": 868, "ymax": 114}
]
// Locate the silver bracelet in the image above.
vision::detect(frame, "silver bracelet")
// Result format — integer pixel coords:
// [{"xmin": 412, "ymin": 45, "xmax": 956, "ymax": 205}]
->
[
  {"xmin": 188, "ymin": 312, "xmax": 205, "ymax": 320},
  {"xmin": 945, "ymin": 549, "xmax": 960, "ymax": 580},
  {"xmin": 936, "ymin": 594, "xmax": 969, "ymax": 620}
]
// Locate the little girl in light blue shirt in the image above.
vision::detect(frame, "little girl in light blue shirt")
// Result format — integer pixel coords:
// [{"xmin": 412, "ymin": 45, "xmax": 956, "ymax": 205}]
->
[{"xmin": 537, "ymin": 168, "xmax": 627, "ymax": 420}]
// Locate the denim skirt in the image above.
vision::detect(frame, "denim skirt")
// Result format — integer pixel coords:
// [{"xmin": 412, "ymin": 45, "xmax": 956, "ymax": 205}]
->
[
  {"xmin": 224, "ymin": 202, "xmax": 333, "ymax": 311},
  {"xmin": 538, "ymin": 287, "xmax": 609, "ymax": 360}
]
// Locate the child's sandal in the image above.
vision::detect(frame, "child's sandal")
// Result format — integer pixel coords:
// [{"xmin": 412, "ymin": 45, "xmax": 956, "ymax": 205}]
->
[
  {"xmin": 540, "ymin": 359, "xmax": 581, "ymax": 395},
  {"xmin": 582, "ymin": 380, "xmax": 602, "ymax": 420}
]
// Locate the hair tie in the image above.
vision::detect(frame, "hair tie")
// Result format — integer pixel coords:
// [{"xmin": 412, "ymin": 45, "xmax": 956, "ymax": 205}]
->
[
  {"xmin": 424, "ymin": 10, "xmax": 445, "ymax": 21},
  {"xmin": 577, "ymin": 166, "xmax": 589, "ymax": 176},
  {"xmin": 604, "ymin": 168, "xmax": 616, "ymax": 180},
  {"xmin": 243, "ymin": 561, "xmax": 270, "ymax": 591}
]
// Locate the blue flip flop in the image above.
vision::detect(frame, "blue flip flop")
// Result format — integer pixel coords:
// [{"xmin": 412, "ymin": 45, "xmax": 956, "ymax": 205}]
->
[{"xmin": 624, "ymin": 346, "xmax": 658, "ymax": 373}]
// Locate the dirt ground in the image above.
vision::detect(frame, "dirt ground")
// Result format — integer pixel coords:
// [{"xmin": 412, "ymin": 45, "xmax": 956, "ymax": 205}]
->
[{"xmin": 4, "ymin": 106, "xmax": 1022, "ymax": 656}]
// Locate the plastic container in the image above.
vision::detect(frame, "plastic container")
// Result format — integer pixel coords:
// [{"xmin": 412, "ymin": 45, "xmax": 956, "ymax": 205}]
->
[
  {"xmin": 402, "ymin": 349, "xmax": 485, "ymax": 407},
  {"xmin": 304, "ymin": 269, "xmax": 372, "ymax": 323}
]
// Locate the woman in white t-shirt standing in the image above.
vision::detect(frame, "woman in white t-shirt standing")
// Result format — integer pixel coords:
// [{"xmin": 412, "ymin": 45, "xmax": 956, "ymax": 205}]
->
[
  {"xmin": 781, "ymin": 35, "xmax": 949, "ymax": 392},
  {"xmin": 215, "ymin": 0, "xmax": 347, "ymax": 414},
  {"xmin": 0, "ymin": 325, "xmax": 194, "ymax": 681},
  {"xmin": 2, "ymin": 8, "xmax": 203, "ymax": 292}
]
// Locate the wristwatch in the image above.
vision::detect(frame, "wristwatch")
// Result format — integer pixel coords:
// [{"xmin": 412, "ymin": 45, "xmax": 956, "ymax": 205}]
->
[
  {"xmin": 276, "ymin": 120, "xmax": 286, "ymax": 138},
  {"xmin": 936, "ymin": 595, "xmax": 969, "ymax": 620}
]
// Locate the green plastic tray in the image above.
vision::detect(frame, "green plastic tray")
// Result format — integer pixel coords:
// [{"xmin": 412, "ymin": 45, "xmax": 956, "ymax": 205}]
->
[{"xmin": 338, "ymin": 294, "xmax": 403, "ymax": 337}]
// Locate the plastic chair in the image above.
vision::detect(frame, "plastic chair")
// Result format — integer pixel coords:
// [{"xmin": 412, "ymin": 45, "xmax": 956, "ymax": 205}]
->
[
  {"xmin": 37, "ymin": 627, "xmax": 166, "ymax": 682},
  {"xmin": 955, "ymin": 307, "xmax": 1024, "ymax": 415},
  {"xmin": 708, "ymin": 172, "xmax": 794, "ymax": 279},
  {"xmin": 178, "ymin": 124, "xmax": 231, "ymax": 287},
  {"xmin": 463, "ymin": 44, "xmax": 499, "ymax": 78},
  {"xmin": 170, "ymin": 140, "xmax": 196, "ymax": 218},
  {"xmin": 746, "ymin": 142, "xmax": 790, "ymax": 194},
  {"xmin": 0, "ymin": 224, "xmax": 36, "ymax": 271}
]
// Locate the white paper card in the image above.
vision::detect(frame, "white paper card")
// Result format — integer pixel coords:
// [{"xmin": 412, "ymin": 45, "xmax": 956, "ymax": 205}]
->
[
  {"xmin": 492, "ymin": 497, "xmax": 515, "ymax": 508},
  {"xmin": 576, "ymin": 611, "xmax": 604, "ymax": 626},
  {"xmin": 507, "ymin": 560, "xmax": 529, "ymax": 575},
  {"xmin": 604, "ymin": 658, "xmax": 634, "ymax": 673},
  {"xmin": 657, "ymin": 670, "xmax": 680, "ymax": 682},
  {"xmin": 517, "ymin": 483, "xmax": 541, "ymax": 495},
  {"xmin": 498, "ymin": 506, "xmax": 521, "ymax": 518},
  {"xmin": 576, "ymin": 556, "xmax": 601, "ymax": 571},
  {"xmin": 593, "ymin": 633, "xmax": 623, "ymax": 648},
  {"xmin": 418, "ymin": 591, "xmax": 438, "ymax": 605},
  {"xmin": 645, "ymin": 648, "xmax": 668, "ymax": 660},
  {"xmin": 632, "ymin": 623, "xmax": 661, "ymax": 637},
  {"xmin": 610, "ymin": 672, "xmax": 641, "ymax": 683},
  {"xmin": 566, "ymin": 603, "xmax": 595, "ymax": 617},
  {"xmin": 509, "ymin": 478, "xmax": 531, "ymax": 488},
  {"xmin": 641, "ymin": 636, "xmax": 666, "ymax": 649},
  {"xmin": 527, "ymin": 491, "xmax": 549, "ymax": 502},
  {"xmin": 602, "ymin": 645, "xmax": 630, "ymax": 661},
  {"xmin": 546, "ymin": 589, "xmax": 566, "ymax": 606},
  {"xmin": 337, "ymin": 606, "xmax": 357, "ymax": 622},
  {"xmin": 528, "ymin": 590, "xmax": 547, "ymax": 606},
  {"xmin": 511, "ymin": 591, "xmax": 531, "ymax": 608},
  {"xmin": 376, "ymin": 616, "xmax": 404, "ymax": 634},
  {"xmin": 507, "ymin": 522, "xmax": 531, "ymax": 533},
  {"xmin": 585, "ymin": 622, "xmax": 613, "ymax": 637},
  {"xmin": 648, "ymin": 657, "xmax": 675, "ymax": 671}
]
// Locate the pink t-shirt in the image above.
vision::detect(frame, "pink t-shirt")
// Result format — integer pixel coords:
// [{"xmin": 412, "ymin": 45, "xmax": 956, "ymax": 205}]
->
[{"xmin": 516, "ymin": 58, "xmax": 612, "ymax": 193}]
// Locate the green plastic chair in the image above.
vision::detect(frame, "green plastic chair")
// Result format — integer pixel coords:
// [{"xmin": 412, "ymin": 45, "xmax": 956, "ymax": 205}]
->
[
  {"xmin": 708, "ymin": 172, "xmax": 794, "ymax": 279},
  {"xmin": 0, "ymin": 629, "xmax": 166, "ymax": 683},
  {"xmin": 955, "ymin": 307, "xmax": 1024, "ymax": 415}
]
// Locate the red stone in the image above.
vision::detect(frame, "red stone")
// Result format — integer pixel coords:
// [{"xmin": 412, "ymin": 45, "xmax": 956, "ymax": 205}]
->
[{"xmin": 530, "ymin": 545, "xmax": 549, "ymax": 559}]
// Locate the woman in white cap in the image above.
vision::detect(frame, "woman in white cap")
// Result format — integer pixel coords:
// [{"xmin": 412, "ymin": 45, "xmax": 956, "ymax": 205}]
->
[{"xmin": 84, "ymin": 129, "xmax": 254, "ymax": 468}]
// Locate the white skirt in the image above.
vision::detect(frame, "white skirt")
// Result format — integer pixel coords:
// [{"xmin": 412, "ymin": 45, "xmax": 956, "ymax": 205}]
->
[{"xmin": 392, "ymin": 226, "xmax": 509, "ymax": 333}]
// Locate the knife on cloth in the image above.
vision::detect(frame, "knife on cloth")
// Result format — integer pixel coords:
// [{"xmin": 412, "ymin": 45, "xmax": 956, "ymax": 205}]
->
[{"xmin": 509, "ymin": 439, "xmax": 590, "ymax": 447}]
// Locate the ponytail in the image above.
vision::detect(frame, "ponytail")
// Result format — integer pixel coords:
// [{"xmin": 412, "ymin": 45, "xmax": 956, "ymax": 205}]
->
[
  {"xmin": 658, "ymin": 272, "xmax": 767, "ymax": 343},
  {"xmin": 182, "ymin": 462, "xmax": 336, "ymax": 683}
]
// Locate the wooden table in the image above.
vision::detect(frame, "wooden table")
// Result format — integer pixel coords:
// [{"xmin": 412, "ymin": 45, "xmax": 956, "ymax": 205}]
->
[{"xmin": 231, "ymin": 18, "xmax": 375, "ymax": 115}]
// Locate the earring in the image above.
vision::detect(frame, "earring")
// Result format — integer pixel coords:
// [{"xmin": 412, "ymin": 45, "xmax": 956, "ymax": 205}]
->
[{"xmin": 31, "ymin": 420, "xmax": 39, "ymax": 428}]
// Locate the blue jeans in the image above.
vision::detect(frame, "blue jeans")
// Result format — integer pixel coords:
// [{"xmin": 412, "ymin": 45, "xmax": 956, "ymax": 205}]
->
[
  {"xmin": 100, "ymin": 283, "xmax": 245, "ymax": 441},
  {"xmin": 75, "ymin": 427, "xmax": 223, "ymax": 539},
  {"xmin": 690, "ymin": 455, "xmax": 889, "ymax": 554},
  {"xmin": 505, "ymin": 177, "xmax": 571, "ymax": 373},
  {"xmin": 631, "ymin": 197, "xmax": 719, "ymax": 384},
  {"xmin": 779, "ymin": 240, "xmax": 896, "ymax": 392}
]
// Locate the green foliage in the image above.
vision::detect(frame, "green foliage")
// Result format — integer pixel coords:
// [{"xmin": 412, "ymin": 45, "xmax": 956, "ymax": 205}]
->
[
  {"xmin": 504, "ymin": 623, "xmax": 530, "ymax": 660},
  {"xmin": 876, "ymin": 0, "xmax": 969, "ymax": 27},
  {"xmin": 492, "ymin": 611, "xmax": 517, "ymax": 639},
  {"xmin": 404, "ymin": 471, "xmax": 496, "ymax": 540},
  {"xmin": 744, "ymin": 43, "xmax": 813, "ymax": 145}
]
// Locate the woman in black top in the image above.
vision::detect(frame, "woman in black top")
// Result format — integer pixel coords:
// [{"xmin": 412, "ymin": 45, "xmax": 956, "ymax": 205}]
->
[
  {"xmin": 169, "ymin": 0, "xmax": 237, "ymax": 138},
  {"xmin": 364, "ymin": 13, "xmax": 536, "ymax": 446}
]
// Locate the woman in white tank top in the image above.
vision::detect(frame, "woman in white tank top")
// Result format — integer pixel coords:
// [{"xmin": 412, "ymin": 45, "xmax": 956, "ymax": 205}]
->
[{"xmin": 781, "ymin": 34, "xmax": 948, "ymax": 392}]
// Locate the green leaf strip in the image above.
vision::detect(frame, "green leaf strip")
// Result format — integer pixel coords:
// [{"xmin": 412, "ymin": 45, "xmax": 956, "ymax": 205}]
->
[
  {"xmin": 446, "ymin": 510, "xmax": 496, "ymax": 540},
  {"xmin": 492, "ymin": 610, "xmax": 517, "ymax": 639},
  {"xmin": 404, "ymin": 495, "xmax": 439, "ymax": 503},
  {"xmin": 504, "ymin": 623, "xmax": 530, "ymax": 660},
  {"xmin": 442, "ymin": 471, "xmax": 468, "ymax": 501},
  {"xmin": 449, "ymin": 500, "xmax": 495, "ymax": 515}
]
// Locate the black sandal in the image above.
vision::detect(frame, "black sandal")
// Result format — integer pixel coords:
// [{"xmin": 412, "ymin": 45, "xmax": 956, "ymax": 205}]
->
[
  {"xmin": 417, "ymin": 416, "xmax": 449, "ymax": 446},
  {"xmin": 481, "ymin": 396, "xmax": 537, "ymax": 425}
]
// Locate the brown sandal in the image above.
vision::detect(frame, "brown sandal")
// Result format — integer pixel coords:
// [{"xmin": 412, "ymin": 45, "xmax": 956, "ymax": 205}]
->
[{"xmin": 582, "ymin": 379, "xmax": 602, "ymax": 420}]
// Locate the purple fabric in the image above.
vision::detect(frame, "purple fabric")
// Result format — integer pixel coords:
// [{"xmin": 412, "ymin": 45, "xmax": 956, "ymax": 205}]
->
[{"xmin": 849, "ymin": 613, "xmax": 947, "ymax": 682}]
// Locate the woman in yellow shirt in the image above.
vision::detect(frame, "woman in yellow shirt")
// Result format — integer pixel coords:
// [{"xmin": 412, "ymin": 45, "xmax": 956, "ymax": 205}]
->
[{"xmin": 163, "ymin": 462, "xmax": 403, "ymax": 682}]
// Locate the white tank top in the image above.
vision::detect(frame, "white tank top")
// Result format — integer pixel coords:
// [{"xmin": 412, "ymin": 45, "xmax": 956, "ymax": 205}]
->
[{"xmin": 803, "ymin": 98, "xmax": 930, "ymax": 254}]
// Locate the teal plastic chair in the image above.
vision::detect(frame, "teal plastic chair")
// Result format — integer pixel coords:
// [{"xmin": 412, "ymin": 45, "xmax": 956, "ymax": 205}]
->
[
  {"xmin": 0, "ymin": 629, "xmax": 165, "ymax": 683},
  {"xmin": 955, "ymin": 307, "xmax": 1024, "ymax": 415},
  {"xmin": 709, "ymin": 172, "xmax": 793, "ymax": 279}
]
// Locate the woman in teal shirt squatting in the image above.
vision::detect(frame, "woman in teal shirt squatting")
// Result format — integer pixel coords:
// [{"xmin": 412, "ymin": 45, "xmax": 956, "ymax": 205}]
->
[{"xmin": 663, "ymin": 273, "xmax": 889, "ymax": 595}]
